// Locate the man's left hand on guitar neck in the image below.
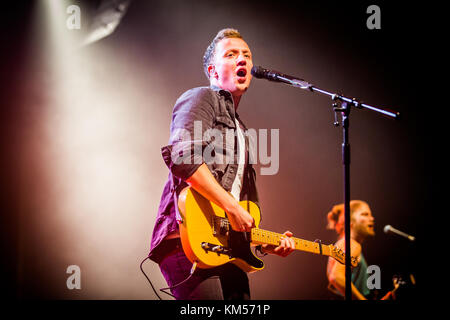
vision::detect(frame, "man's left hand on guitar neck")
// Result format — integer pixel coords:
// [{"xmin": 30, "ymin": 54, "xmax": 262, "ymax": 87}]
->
[{"xmin": 259, "ymin": 231, "xmax": 296, "ymax": 257}]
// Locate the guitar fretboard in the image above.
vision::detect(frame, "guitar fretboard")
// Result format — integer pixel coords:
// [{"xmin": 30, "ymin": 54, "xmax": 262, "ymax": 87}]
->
[{"xmin": 251, "ymin": 228, "xmax": 331, "ymax": 257}]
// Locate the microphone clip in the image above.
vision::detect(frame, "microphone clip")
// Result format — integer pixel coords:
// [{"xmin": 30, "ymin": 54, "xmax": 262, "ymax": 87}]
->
[{"xmin": 331, "ymin": 97, "xmax": 351, "ymax": 128}]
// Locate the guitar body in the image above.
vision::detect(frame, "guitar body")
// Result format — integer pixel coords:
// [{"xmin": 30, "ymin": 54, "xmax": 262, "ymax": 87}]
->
[
  {"xmin": 178, "ymin": 187, "xmax": 357, "ymax": 273},
  {"xmin": 178, "ymin": 187, "xmax": 264, "ymax": 273}
]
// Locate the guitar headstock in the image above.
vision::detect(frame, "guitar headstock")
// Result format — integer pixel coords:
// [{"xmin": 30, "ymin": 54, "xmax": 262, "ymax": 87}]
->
[{"xmin": 329, "ymin": 245, "xmax": 358, "ymax": 268}]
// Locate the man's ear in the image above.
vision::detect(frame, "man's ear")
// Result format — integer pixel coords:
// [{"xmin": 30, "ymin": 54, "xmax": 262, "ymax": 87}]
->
[{"xmin": 207, "ymin": 65, "xmax": 217, "ymax": 80}]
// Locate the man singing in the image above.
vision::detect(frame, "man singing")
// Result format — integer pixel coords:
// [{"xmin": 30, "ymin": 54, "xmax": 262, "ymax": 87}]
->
[{"xmin": 148, "ymin": 28, "xmax": 295, "ymax": 300}]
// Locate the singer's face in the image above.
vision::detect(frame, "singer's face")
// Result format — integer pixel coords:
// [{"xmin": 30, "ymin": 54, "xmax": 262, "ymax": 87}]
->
[
  {"xmin": 351, "ymin": 204, "xmax": 375, "ymax": 238},
  {"xmin": 209, "ymin": 38, "xmax": 253, "ymax": 97}
]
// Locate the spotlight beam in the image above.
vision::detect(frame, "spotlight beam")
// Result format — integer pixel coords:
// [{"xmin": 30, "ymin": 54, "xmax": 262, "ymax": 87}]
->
[{"xmin": 82, "ymin": 0, "xmax": 133, "ymax": 46}]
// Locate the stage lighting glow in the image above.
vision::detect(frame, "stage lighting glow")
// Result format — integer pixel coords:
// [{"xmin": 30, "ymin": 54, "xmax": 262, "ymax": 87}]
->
[
  {"xmin": 27, "ymin": 0, "xmax": 168, "ymax": 299},
  {"xmin": 82, "ymin": 0, "xmax": 132, "ymax": 46}
]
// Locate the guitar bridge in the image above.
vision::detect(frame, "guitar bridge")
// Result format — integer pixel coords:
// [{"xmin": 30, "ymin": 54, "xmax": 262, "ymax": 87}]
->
[{"xmin": 201, "ymin": 242, "xmax": 232, "ymax": 258}]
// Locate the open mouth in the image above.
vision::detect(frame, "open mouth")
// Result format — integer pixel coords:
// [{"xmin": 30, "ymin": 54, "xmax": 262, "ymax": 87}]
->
[{"xmin": 236, "ymin": 68, "xmax": 247, "ymax": 77}]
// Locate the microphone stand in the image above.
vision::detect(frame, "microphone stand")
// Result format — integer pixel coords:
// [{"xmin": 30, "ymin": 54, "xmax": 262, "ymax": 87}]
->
[{"xmin": 279, "ymin": 75, "xmax": 400, "ymax": 300}]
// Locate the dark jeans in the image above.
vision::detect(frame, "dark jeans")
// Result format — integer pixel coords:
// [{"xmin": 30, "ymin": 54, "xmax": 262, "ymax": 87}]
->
[{"xmin": 159, "ymin": 245, "xmax": 250, "ymax": 300}]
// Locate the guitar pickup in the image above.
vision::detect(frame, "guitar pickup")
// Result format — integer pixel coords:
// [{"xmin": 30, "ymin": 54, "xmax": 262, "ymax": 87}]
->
[{"xmin": 201, "ymin": 242, "xmax": 232, "ymax": 257}]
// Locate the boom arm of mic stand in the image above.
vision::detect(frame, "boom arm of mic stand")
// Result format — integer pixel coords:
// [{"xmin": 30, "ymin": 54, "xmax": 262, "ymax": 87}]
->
[
  {"xmin": 312, "ymin": 88, "xmax": 400, "ymax": 120},
  {"xmin": 274, "ymin": 75, "xmax": 400, "ymax": 119}
]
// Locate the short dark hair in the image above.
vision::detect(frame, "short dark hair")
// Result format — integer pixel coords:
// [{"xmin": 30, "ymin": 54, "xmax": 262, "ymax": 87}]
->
[{"xmin": 203, "ymin": 28, "xmax": 243, "ymax": 80}]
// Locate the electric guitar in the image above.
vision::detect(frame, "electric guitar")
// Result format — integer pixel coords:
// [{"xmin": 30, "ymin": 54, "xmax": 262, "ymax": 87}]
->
[{"xmin": 178, "ymin": 187, "xmax": 358, "ymax": 273}]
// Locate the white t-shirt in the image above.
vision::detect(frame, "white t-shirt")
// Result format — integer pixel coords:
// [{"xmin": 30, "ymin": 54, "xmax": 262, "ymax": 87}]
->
[{"xmin": 230, "ymin": 118, "xmax": 246, "ymax": 201}]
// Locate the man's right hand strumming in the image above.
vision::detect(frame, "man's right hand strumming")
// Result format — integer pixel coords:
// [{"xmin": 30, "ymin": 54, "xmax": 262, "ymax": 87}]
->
[
  {"xmin": 186, "ymin": 163, "xmax": 255, "ymax": 232},
  {"xmin": 224, "ymin": 201, "xmax": 255, "ymax": 232}
]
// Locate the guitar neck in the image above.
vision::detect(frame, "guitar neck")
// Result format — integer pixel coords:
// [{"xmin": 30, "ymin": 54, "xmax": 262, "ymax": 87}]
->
[{"xmin": 251, "ymin": 228, "xmax": 331, "ymax": 257}]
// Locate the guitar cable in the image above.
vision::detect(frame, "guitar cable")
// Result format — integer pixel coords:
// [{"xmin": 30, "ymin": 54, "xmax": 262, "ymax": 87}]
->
[
  {"xmin": 159, "ymin": 261, "xmax": 198, "ymax": 298},
  {"xmin": 140, "ymin": 256, "xmax": 198, "ymax": 300},
  {"xmin": 139, "ymin": 256, "xmax": 163, "ymax": 300}
]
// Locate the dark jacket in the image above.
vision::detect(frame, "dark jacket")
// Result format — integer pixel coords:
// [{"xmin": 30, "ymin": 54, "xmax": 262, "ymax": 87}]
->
[{"xmin": 148, "ymin": 86, "xmax": 259, "ymax": 263}]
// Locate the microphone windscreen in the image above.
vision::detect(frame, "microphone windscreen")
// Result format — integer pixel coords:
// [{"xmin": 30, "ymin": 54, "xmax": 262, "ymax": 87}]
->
[
  {"xmin": 251, "ymin": 66, "xmax": 266, "ymax": 78},
  {"xmin": 383, "ymin": 225, "xmax": 391, "ymax": 233}
]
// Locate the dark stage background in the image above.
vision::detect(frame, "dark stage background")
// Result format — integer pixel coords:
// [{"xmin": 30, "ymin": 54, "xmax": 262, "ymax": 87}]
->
[{"xmin": 1, "ymin": 0, "xmax": 429, "ymax": 301}]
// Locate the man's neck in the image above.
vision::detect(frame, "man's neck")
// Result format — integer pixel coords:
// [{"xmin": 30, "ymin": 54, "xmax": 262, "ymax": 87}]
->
[{"xmin": 232, "ymin": 94, "xmax": 241, "ymax": 110}]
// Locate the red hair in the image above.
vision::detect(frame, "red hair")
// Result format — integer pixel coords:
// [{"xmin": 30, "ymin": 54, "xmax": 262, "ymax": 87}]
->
[{"xmin": 326, "ymin": 200, "xmax": 368, "ymax": 236}]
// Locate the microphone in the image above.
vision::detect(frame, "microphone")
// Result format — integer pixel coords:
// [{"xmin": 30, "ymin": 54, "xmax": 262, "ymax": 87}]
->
[
  {"xmin": 383, "ymin": 225, "xmax": 415, "ymax": 242},
  {"xmin": 251, "ymin": 66, "xmax": 313, "ymax": 90}
]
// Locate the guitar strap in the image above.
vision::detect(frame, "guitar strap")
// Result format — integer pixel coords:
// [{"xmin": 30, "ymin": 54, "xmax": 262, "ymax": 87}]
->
[{"xmin": 171, "ymin": 174, "xmax": 187, "ymax": 225}]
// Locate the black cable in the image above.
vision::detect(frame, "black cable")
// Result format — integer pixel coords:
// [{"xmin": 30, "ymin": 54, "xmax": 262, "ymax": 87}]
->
[
  {"xmin": 139, "ymin": 256, "xmax": 163, "ymax": 300},
  {"xmin": 159, "ymin": 262, "xmax": 197, "ymax": 298},
  {"xmin": 140, "ymin": 256, "xmax": 198, "ymax": 300}
]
